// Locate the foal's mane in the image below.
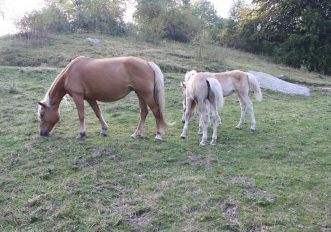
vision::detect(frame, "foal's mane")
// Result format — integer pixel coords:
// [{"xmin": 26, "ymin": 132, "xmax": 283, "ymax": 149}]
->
[{"xmin": 184, "ymin": 70, "xmax": 197, "ymax": 83}]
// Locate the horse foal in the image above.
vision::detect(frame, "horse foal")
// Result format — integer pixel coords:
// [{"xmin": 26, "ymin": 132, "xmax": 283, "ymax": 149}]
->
[
  {"xmin": 181, "ymin": 72, "xmax": 224, "ymax": 146},
  {"xmin": 186, "ymin": 70, "xmax": 262, "ymax": 131}
]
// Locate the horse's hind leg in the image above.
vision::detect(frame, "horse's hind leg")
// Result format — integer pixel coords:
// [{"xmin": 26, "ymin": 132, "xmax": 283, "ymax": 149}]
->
[
  {"xmin": 131, "ymin": 96, "xmax": 148, "ymax": 139},
  {"xmin": 198, "ymin": 115, "xmax": 203, "ymax": 135},
  {"xmin": 246, "ymin": 99, "xmax": 256, "ymax": 131},
  {"xmin": 210, "ymin": 105, "xmax": 221, "ymax": 146},
  {"xmin": 237, "ymin": 94, "xmax": 256, "ymax": 131},
  {"xmin": 72, "ymin": 94, "xmax": 86, "ymax": 139},
  {"xmin": 198, "ymin": 101, "xmax": 210, "ymax": 146},
  {"xmin": 236, "ymin": 94, "xmax": 247, "ymax": 129},
  {"xmin": 87, "ymin": 99, "xmax": 108, "ymax": 136},
  {"xmin": 142, "ymin": 93, "xmax": 164, "ymax": 140}
]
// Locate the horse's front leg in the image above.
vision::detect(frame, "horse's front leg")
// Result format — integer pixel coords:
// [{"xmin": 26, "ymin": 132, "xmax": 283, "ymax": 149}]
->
[
  {"xmin": 87, "ymin": 99, "xmax": 108, "ymax": 136},
  {"xmin": 181, "ymin": 100, "xmax": 195, "ymax": 139},
  {"xmin": 72, "ymin": 94, "xmax": 86, "ymax": 139}
]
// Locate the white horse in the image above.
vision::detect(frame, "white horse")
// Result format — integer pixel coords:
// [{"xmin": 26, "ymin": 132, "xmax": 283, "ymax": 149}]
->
[
  {"xmin": 180, "ymin": 71, "xmax": 224, "ymax": 146},
  {"xmin": 184, "ymin": 70, "xmax": 262, "ymax": 131}
]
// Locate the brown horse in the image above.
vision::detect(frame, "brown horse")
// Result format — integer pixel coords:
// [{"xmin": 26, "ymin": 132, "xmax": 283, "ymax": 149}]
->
[
  {"xmin": 184, "ymin": 70, "xmax": 262, "ymax": 131},
  {"xmin": 37, "ymin": 56, "xmax": 169, "ymax": 140}
]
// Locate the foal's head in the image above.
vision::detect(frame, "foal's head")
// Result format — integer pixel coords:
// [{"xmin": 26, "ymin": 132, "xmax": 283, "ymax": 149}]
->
[{"xmin": 37, "ymin": 101, "xmax": 60, "ymax": 136}]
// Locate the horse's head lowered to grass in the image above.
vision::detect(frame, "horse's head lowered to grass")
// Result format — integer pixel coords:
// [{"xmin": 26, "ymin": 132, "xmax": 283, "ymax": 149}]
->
[{"xmin": 37, "ymin": 101, "xmax": 60, "ymax": 136}]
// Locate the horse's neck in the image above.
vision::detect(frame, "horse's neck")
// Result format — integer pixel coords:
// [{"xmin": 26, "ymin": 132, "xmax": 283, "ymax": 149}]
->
[{"xmin": 47, "ymin": 74, "xmax": 67, "ymax": 108}]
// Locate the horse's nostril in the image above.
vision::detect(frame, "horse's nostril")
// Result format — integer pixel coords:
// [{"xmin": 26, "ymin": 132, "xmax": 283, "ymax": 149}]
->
[{"xmin": 182, "ymin": 120, "xmax": 185, "ymax": 124}]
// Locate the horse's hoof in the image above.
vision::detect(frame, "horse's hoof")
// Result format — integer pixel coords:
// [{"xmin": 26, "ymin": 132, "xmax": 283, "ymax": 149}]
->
[
  {"xmin": 180, "ymin": 133, "xmax": 187, "ymax": 139},
  {"xmin": 210, "ymin": 140, "xmax": 217, "ymax": 146},
  {"xmin": 77, "ymin": 132, "xmax": 86, "ymax": 139},
  {"xmin": 235, "ymin": 125, "xmax": 242, "ymax": 130},
  {"xmin": 155, "ymin": 134, "xmax": 162, "ymax": 141},
  {"xmin": 130, "ymin": 133, "xmax": 141, "ymax": 139},
  {"xmin": 250, "ymin": 128, "xmax": 256, "ymax": 132},
  {"xmin": 100, "ymin": 132, "xmax": 107, "ymax": 137},
  {"xmin": 199, "ymin": 141, "xmax": 206, "ymax": 146}
]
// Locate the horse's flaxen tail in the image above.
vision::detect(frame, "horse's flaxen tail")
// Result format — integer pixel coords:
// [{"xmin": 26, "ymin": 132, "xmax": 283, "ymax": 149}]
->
[
  {"xmin": 206, "ymin": 77, "xmax": 224, "ymax": 108},
  {"xmin": 148, "ymin": 62, "xmax": 173, "ymax": 127},
  {"xmin": 247, "ymin": 72, "xmax": 263, "ymax": 101}
]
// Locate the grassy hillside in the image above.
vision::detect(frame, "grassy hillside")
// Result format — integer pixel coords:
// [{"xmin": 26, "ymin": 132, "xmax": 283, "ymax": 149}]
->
[
  {"xmin": 0, "ymin": 34, "xmax": 330, "ymax": 231},
  {"xmin": 1, "ymin": 33, "xmax": 330, "ymax": 85}
]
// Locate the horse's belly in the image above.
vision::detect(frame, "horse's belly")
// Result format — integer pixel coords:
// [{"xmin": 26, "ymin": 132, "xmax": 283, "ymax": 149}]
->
[{"xmin": 85, "ymin": 87, "xmax": 130, "ymax": 102}]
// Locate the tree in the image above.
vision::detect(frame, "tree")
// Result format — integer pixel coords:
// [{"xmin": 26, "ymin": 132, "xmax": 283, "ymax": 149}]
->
[
  {"xmin": 221, "ymin": 0, "xmax": 331, "ymax": 74},
  {"xmin": 134, "ymin": 0, "xmax": 200, "ymax": 42},
  {"xmin": 192, "ymin": 0, "xmax": 223, "ymax": 41},
  {"xmin": 16, "ymin": 0, "xmax": 128, "ymax": 36}
]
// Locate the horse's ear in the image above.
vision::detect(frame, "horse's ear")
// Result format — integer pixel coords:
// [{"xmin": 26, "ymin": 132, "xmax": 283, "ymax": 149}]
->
[
  {"xmin": 180, "ymin": 82, "xmax": 186, "ymax": 88},
  {"xmin": 38, "ymin": 101, "xmax": 47, "ymax": 108}
]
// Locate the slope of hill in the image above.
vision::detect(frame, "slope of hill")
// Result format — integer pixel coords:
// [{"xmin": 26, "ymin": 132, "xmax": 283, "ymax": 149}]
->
[{"xmin": 1, "ymin": 33, "xmax": 330, "ymax": 85}]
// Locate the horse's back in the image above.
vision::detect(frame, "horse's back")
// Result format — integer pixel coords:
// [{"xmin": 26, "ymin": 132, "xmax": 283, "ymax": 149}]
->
[
  {"xmin": 64, "ymin": 56, "xmax": 154, "ymax": 101},
  {"xmin": 186, "ymin": 73, "xmax": 211, "ymax": 101}
]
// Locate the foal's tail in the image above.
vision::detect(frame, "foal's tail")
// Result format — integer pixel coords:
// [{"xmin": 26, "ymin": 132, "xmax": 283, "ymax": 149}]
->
[
  {"xmin": 148, "ymin": 62, "xmax": 173, "ymax": 127},
  {"xmin": 206, "ymin": 78, "xmax": 224, "ymax": 108},
  {"xmin": 247, "ymin": 72, "xmax": 263, "ymax": 101}
]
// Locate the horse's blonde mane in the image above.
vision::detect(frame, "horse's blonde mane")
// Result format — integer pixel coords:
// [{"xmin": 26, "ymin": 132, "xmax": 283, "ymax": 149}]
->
[{"xmin": 184, "ymin": 70, "xmax": 197, "ymax": 83}]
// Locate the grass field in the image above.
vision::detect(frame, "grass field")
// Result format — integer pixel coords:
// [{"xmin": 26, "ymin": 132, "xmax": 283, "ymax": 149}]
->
[{"xmin": 0, "ymin": 34, "xmax": 330, "ymax": 231}]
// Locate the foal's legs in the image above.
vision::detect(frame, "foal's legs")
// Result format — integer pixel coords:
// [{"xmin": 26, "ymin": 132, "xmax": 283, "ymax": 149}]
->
[
  {"xmin": 236, "ymin": 95, "xmax": 246, "ymax": 129},
  {"xmin": 236, "ymin": 93, "xmax": 256, "ymax": 131},
  {"xmin": 180, "ymin": 100, "xmax": 196, "ymax": 139},
  {"xmin": 210, "ymin": 103, "xmax": 221, "ymax": 146},
  {"xmin": 198, "ymin": 101, "xmax": 210, "ymax": 146},
  {"xmin": 87, "ymin": 99, "xmax": 108, "ymax": 136},
  {"xmin": 131, "ymin": 96, "xmax": 148, "ymax": 139},
  {"xmin": 72, "ymin": 94, "xmax": 86, "ymax": 139}
]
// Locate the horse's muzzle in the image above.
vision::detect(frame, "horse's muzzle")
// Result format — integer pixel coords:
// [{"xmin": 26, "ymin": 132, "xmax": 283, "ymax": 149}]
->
[{"xmin": 40, "ymin": 128, "xmax": 49, "ymax": 136}]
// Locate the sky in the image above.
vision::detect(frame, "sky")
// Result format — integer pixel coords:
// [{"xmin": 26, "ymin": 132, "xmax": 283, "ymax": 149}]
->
[{"xmin": 0, "ymin": 0, "xmax": 244, "ymax": 36}]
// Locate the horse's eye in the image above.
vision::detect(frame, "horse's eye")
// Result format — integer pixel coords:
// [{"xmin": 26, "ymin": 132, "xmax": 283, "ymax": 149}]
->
[{"xmin": 40, "ymin": 112, "xmax": 45, "ymax": 118}]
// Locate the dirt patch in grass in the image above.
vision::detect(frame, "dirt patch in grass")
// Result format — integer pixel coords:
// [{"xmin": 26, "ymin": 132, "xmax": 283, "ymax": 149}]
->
[
  {"xmin": 227, "ymin": 175, "xmax": 255, "ymax": 186},
  {"xmin": 111, "ymin": 182, "xmax": 127, "ymax": 196},
  {"xmin": 90, "ymin": 146, "xmax": 113, "ymax": 158},
  {"xmin": 220, "ymin": 198, "xmax": 239, "ymax": 225},
  {"xmin": 71, "ymin": 146, "xmax": 115, "ymax": 170},
  {"xmin": 243, "ymin": 188, "xmax": 275, "ymax": 206},
  {"xmin": 125, "ymin": 208, "xmax": 152, "ymax": 231},
  {"xmin": 187, "ymin": 153, "xmax": 215, "ymax": 166}
]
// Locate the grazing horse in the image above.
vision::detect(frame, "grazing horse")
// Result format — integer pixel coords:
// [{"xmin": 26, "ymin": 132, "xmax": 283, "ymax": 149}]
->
[
  {"xmin": 184, "ymin": 70, "xmax": 262, "ymax": 131},
  {"xmin": 180, "ymin": 72, "xmax": 224, "ymax": 146},
  {"xmin": 37, "ymin": 56, "xmax": 169, "ymax": 140}
]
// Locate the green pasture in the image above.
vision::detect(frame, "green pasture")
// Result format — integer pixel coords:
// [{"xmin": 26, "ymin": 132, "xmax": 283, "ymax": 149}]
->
[{"xmin": 0, "ymin": 34, "xmax": 330, "ymax": 231}]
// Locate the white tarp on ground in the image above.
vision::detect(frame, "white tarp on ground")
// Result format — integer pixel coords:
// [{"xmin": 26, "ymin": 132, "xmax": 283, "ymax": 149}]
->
[{"xmin": 249, "ymin": 71, "xmax": 310, "ymax": 96}]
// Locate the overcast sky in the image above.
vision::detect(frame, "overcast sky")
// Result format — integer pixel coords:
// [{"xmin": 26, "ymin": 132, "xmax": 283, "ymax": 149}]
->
[{"xmin": 0, "ymin": 0, "xmax": 249, "ymax": 36}]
